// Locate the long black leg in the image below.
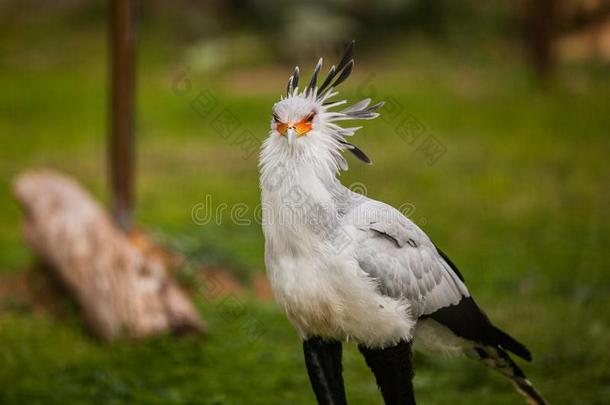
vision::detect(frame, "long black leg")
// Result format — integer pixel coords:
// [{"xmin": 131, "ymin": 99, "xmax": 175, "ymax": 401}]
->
[
  {"xmin": 359, "ymin": 340, "xmax": 416, "ymax": 405},
  {"xmin": 303, "ymin": 337, "xmax": 347, "ymax": 405}
]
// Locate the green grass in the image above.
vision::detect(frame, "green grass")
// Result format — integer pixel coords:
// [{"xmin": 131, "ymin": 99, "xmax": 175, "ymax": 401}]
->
[{"xmin": 1, "ymin": 11, "xmax": 610, "ymax": 405}]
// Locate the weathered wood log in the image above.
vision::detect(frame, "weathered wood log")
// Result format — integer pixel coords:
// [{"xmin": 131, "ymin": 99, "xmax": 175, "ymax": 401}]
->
[{"xmin": 12, "ymin": 169, "xmax": 205, "ymax": 340}]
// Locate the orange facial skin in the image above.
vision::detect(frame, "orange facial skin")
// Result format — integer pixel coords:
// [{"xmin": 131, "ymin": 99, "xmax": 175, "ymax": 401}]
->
[
  {"xmin": 275, "ymin": 112, "xmax": 315, "ymax": 137},
  {"xmin": 275, "ymin": 121, "xmax": 289, "ymax": 135}
]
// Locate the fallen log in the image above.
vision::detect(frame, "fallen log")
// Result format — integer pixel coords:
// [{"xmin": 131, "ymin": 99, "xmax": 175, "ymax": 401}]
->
[{"xmin": 12, "ymin": 169, "xmax": 205, "ymax": 340}]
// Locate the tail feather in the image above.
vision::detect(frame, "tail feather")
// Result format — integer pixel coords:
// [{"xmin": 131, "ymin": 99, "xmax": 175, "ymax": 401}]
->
[
  {"xmin": 472, "ymin": 346, "xmax": 548, "ymax": 405},
  {"xmin": 512, "ymin": 377, "xmax": 549, "ymax": 405}
]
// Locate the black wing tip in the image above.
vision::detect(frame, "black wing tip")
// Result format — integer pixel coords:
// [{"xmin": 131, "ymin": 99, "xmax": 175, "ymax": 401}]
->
[
  {"xmin": 429, "ymin": 296, "xmax": 533, "ymax": 362},
  {"xmin": 494, "ymin": 326, "xmax": 533, "ymax": 361}
]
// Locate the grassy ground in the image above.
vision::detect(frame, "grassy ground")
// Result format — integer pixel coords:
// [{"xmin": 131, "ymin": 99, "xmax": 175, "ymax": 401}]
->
[{"xmin": 1, "ymin": 11, "xmax": 610, "ymax": 405}]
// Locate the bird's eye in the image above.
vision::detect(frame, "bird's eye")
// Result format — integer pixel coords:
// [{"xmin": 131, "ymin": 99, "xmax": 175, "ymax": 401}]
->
[
  {"xmin": 306, "ymin": 112, "xmax": 315, "ymax": 122},
  {"xmin": 272, "ymin": 114, "xmax": 280, "ymax": 123}
]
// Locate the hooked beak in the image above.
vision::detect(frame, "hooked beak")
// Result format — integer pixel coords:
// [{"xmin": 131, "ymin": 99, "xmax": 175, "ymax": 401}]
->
[{"xmin": 286, "ymin": 127, "xmax": 297, "ymax": 145}]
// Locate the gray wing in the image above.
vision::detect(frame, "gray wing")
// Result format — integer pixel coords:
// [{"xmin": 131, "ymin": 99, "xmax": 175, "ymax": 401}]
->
[
  {"xmin": 344, "ymin": 199, "xmax": 470, "ymax": 317},
  {"xmin": 339, "ymin": 194, "xmax": 533, "ymax": 362}
]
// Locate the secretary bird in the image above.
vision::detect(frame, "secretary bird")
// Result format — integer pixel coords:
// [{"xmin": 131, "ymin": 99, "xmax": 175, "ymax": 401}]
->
[{"xmin": 259, "ymin": 41, "xmax": 547, "ymax": 405}]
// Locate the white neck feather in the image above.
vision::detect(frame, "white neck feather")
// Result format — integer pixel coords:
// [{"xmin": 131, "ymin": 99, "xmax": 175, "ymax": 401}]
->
[{"xmin": 259, "ymin": 130, "xmax": 347, "ymax": 254}]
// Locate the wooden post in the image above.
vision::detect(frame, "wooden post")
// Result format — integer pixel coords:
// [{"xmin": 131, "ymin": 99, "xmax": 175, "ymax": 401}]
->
[
  {"xmin": 522, "ymin": 0, "xmax": 560, "ymax": 80},
  {"xmin": 109, "ymin": 0, "xmax": 137, "ymax": 231}
]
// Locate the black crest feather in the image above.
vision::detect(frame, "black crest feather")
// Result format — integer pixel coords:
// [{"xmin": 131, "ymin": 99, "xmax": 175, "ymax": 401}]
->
[
  {"xmin": 281, "ymin": 40, "xmax": 383, "ymax": 167},
  {"xmin": 292, "ymin": 66, "xmax": 299, "ymax": 89},
  {"xmin": 307, "ymin": 58, "xmax": 323, "ymax": 95},
  {"xmin": 318, "ymin": 40, "xmax": 355, "ymax": 96},
  {"xmin": 286, "ymin": 76, "xmax": 293, "ymax": 97},
  {"xmin": 340, "ymin": 140, "xmax": 372, "ymax": 164},
  {"xmin": 318, "ymin": 65, "xmax": 336, "ymax": 94}
]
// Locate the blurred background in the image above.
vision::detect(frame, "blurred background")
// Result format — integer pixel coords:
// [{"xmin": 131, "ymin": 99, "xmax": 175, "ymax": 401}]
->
[{"xmin": 1, "ymin": 0, "xmax": 609, "ymax": 403}]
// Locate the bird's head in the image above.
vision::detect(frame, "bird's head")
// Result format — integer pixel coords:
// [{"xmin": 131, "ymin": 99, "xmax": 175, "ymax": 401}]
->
[{"xmin": 262, "ymin": 41, "xmax": 384, "ymax": 176}]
